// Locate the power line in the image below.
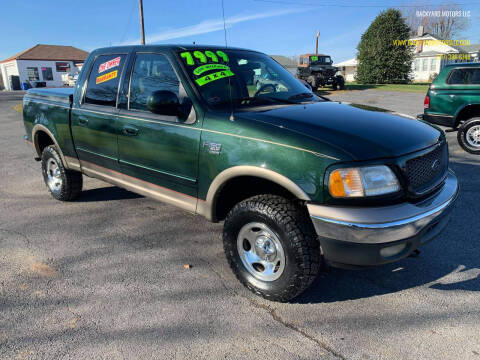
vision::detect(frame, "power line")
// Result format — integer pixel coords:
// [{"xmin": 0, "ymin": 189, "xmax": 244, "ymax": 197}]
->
[
  {"xmin": 253, "ymin": 0, "xmax": 480, "ymax": 8},
  {"xmin": 119, "ymin": 0, "xmax": 137, "ymax": 44}
]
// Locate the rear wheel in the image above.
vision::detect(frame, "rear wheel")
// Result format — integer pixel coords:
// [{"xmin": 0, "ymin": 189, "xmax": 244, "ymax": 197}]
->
[
  {"xmin": 457, "ymin": 118, "xmax": 480, "ymax": 155},
  {"xmin": 223, "ymin": 195, "xmax": 321, "ymax": 302},
  {"xmin": 41, "ymin": 145, "xmax": 83, "ymax": 200}
]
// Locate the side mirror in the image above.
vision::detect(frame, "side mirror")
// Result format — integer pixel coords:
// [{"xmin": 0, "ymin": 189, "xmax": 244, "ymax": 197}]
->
[{"xmin": 147, "ymin": 90, "xmax": 181, "ymax": 117}]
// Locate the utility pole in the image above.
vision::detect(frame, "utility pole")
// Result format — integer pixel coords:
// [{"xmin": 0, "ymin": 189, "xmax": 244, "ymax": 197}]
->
[
  {"xmin": 315, "ymin": 31, "xmax": 320, "ymax": 55},
  {"xmin": 139, "ymin": 0, "xmax": 146, "ymax": 45}
]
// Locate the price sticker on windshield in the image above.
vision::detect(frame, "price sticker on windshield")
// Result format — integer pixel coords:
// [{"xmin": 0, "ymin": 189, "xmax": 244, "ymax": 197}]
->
[
  {"xmin": 180, "ymin": 50, "xmax": 229, "ymax": 66},
  {"xmin": 195, "ymin": 69, "xmax": 235, "ymax": 86}
]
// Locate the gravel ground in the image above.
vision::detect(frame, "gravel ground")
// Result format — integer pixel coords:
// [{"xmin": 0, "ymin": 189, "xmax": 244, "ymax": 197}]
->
[{"xmin": 1, "ymin": 90, "xmax": 479, "ymax": 359}]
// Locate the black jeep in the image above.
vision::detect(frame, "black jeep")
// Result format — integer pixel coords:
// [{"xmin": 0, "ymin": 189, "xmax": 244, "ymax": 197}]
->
[{"xmin": 296, "ymin": 54, "xmax": 345, "ymax": 91}]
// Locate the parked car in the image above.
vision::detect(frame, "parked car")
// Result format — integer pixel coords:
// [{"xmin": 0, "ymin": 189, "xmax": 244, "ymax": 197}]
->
[
  {"xmin": 419, "ymin": 63, "xmax": 480, "ymax": 154},
  {"xmin": 62, "ymin": 72, "xmax": 79, "ymax": 87},
  {"xmin": 296, "ymin": 54, "xmax": 345, "ymax": 90},
  {"xmin": 23, "ymin": 45, "xmax": 458, "ymax": 302}
]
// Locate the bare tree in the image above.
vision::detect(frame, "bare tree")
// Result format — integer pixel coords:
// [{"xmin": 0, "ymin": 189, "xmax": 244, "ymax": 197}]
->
[{"xmin": 402, "ymin": 1, "xmax": 470, "ymax": 39}]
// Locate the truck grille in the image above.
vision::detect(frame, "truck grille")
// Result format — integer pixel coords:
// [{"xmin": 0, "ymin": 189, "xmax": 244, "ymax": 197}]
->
[{"xmin": 405, "ymin": 142, "xmax": 448, "ymax": 195}]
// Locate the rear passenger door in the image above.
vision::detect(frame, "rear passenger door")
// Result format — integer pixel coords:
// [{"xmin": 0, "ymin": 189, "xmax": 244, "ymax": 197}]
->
[
  {"xmin": 71, "ymin": 53, "xmax": 127, "ymax": 169},
  {"xmin": 116, "ymin": 52, "xmax": 202, "ymax": 205}
]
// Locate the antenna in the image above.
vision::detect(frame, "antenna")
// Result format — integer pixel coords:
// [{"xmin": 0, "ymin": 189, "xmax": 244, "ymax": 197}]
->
[{"xmin": 221, "ymin": 0, "xmax": 235, "ymax": 121}]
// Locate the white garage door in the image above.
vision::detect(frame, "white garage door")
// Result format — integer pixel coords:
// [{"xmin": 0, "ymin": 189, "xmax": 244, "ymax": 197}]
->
[{"xmin": 4, "ymin": 64, "xmax": 16, "ymax": 90}]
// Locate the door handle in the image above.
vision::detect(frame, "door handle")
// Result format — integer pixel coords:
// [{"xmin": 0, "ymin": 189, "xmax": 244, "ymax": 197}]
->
[
  {"xmin": 78, "ymin": 117, "xmax": 89, "ymax": 126},
  {"xmin": 123, "ymin": 125, "xmax": 139, "ymax": 136}
]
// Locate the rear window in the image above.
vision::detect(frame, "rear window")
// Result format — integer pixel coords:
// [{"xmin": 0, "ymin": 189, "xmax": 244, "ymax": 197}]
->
[
  {"xmin": 447, "ymin": 68, "xmax": 480, "ymax": 85},
  {"xmin": 84, "ymin": 54, "xmax": 127, "ymax": 106}
]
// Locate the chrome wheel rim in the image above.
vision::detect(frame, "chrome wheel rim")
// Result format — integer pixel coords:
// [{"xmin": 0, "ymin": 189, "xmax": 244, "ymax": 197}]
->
[
  {"xmin": 466, "ymin": 125, "xmax": 480, "ymax": 148},
  {"xmin": 237, "ymin": 222, "xmax": 285, "ymax": 282},
  {"xmin": 46, "ymin": 158, "xmax": 62, "ymax": 192}
]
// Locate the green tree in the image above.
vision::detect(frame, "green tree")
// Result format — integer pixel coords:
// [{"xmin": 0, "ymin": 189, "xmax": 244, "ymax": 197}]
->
[{"xmin": 356, "ymin": 9, "xmax": 412, "ymax": 84}]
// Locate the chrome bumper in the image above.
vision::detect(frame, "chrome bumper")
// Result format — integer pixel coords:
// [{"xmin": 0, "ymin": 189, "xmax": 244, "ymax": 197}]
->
[{"xmin": 308, "ymin": 171, "xmax": 459, "ymax": 245}]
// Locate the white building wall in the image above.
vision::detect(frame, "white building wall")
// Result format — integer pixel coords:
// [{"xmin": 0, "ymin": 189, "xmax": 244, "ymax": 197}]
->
[
  {"xmin": 412, "ymin": 56, "xmax": 443, "ymax": 82},
  {"xmin": 0, "ymin": 60, "xmax": 20, "ymax": 91},
  {"xmin": 16, "ymin": 60, "xmax": 81, "ymax": 88}
]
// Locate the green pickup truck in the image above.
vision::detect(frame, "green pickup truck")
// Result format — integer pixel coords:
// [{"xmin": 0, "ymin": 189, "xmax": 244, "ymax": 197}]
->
[
  {"xmin": 420, "ymin": 63, "xmax": 480, "ymax": 154},
  {"xmin": 23, "ymin": 45, "xmax": 458, "ymax": 302}
]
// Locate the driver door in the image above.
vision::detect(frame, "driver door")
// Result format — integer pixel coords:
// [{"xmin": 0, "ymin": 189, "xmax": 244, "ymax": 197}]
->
[{"xmin": 116, "ymin": 52, "xmax": 201, "ymax": 206}]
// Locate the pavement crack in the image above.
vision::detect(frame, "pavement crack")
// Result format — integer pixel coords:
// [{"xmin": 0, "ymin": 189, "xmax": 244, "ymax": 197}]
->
[
  {"xmin": 200, "ymin": 258, "xmax": 346, "ymax": 360},
  {"xmin": 242, "ymin": 296, "xmax": 346, "ymax": 360}
]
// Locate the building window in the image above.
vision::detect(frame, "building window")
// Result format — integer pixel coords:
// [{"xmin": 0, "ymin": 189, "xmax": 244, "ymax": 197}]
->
[
  {"xmin": 430, "ymin": 58, "xmax": 436, "ymax": 71},
  {"xmin": 56, "ymin": 62, "xmax": 70, "ymax": 72},
  {"xmin": 84, "ymin": 54, "xmax": 126, "ymax": 107},
  {"xmin": 41, "ymin": 67, "xmax": 53, "ymax": 81},
  {"xmin": 27, "ymin": 67, "xmax": 39, "ymax": 81},
  {"xmin": 422, "ymin": 59, "xmax": 428, "ymax": 71},
  {"xmin": 414, "ymin": 59, "xmax": 420, "ymax": 71},
  {"xmin": 299, "ymin": 57, "xmax": 303, "ymax": 65}
]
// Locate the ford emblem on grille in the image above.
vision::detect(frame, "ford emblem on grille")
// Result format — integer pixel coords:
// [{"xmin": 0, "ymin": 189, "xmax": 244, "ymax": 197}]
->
[{"xmin": 431, "ymin": 159, "xmax": 440, "ymax": 172}]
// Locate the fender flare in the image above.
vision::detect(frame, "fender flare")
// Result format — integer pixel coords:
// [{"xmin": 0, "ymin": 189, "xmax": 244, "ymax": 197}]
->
[
  {"xmin": 453, "ymin": 103, "xmax": 480, "ymax": 125},
  {"xmin": 197, "ymin": 166, "xmax": 311, "ymax": 222},
  {"xmin": 31, "ymin": 124, "xmax": 70, "ymax": 169}
]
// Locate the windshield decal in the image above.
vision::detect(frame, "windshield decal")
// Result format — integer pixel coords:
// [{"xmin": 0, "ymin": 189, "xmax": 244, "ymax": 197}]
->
[
  {"xmin": 195, "ymin": 69, "xmax": 234, "ymax": 86},
  {"xmin": 194, "ymin": 51, "xmax": 207, "ymax": 63},
  {"xmin": 193, "ymin": 64, "xmax": 230, "ymax": 76},
  {"xmin": 205, "ymin": 51, "xmax": 218, "ymax": 62},
  {"xmin": 98, "ymin": 56, "xmax": 121, "ymax": 73},
  {"xmin": 180, "ymin": 50, "xmax": 229, "ymax": 66},
  {"xmin": 180, "ymin": 52, "xmax": 195, "ymax": 65},
  {"xmin": 311, "ymin": 56, "xmax": 318, "ymax": 61},
  {"xmin": 96, "ymin": 70, "xmax": 118, "ymax": 84}
]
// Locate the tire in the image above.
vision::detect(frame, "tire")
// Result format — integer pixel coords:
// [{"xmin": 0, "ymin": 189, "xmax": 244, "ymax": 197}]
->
[
  {"xmin": 223, "ymin": 195, "xmax": 321, "ymax": 302},
  {"xmin": 41, "ymin": 145, "xmax": 83, "ymax": 201},
  {"xmin": 457, "ymin": 117, "xmax": 480, "ymax": 155}
]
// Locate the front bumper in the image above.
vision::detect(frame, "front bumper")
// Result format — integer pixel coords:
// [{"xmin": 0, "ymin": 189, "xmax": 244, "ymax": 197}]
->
[{"xmin": 308, "ymin": 170, "xmax": 459, "ymax": 267}]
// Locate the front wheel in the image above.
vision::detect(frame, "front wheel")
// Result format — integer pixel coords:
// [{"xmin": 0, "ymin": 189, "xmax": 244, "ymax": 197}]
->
[
  {"xmin": 41, "ymin": 145, "xmax": 83, "ymax": 201},
  {"xmin": 457, "ymin": 118, "xmax": 480, "ymax": 155},
  {"xmin": 223, "ymin": 195, "xmax": 321, "ymax": 302}
]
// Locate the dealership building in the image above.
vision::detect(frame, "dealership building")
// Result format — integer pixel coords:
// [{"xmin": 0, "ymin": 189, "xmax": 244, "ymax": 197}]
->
[{"xmin": 0, "ymin": 44, "xmax": 88, "ymax": 90}]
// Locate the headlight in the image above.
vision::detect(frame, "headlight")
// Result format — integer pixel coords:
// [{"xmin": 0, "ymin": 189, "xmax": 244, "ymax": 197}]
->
[{"xmin": 328, "ymin": 165, "xmax": 400, "ymax": 198}]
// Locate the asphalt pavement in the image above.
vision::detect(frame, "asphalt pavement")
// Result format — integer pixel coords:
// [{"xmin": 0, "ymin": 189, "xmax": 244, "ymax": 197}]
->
[{"xmin": 1, "ymin": 90, "xmax": 479, "ymax": 359}]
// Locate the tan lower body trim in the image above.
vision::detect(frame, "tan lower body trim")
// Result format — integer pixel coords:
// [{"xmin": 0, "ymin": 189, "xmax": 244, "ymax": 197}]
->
[
  {"xmin": 65, "ymin": 156, "xmax": 81, "ymax": 171},
  {"xmin": 80, "ymin": 160, "xmax": 198, "ymax": 213}
]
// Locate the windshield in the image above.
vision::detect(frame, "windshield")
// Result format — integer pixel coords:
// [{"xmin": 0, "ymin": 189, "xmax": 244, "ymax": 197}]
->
[
  {"xmin": 310, "ymin": 56, "xmax": 331, "ymax": 65},
  {"xmin": 178, "ymin": 49, "xmax": 321, "ymax": 110}
]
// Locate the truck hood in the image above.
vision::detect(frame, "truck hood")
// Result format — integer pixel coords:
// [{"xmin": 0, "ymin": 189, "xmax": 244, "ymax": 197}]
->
[{"xmin": 236, "ymin": 101, "xmax": 443, "ymax": 160}]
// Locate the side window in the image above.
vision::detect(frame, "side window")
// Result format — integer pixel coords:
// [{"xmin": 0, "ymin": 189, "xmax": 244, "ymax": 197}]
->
[
  {"xmin": 84, "ymin": 54, "xmax": 126, "ymax": 107},
  {"xmin": 129, "ymin": 53, "xmax": 180, "ymax": 111},
  {"xmin": 447, "ymin": 68, "xmax": 480, "ymax": 84}
]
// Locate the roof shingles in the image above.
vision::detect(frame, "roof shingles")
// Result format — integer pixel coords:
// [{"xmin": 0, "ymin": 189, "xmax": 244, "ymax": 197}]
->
[{"xmin": 1, "ymin": 44, "xmax": 88, "ymax": 63}]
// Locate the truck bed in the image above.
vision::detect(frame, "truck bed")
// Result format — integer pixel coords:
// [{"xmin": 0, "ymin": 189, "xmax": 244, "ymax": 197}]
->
[{"xmin": 25, "ymin": 87, "xmax": 74, "ymax": 107}]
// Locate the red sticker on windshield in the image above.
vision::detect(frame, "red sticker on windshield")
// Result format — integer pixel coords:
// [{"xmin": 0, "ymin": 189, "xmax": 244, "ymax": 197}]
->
[{"xmin": 98, "ymin": 57, "xmax": 121, "ymax": 73}]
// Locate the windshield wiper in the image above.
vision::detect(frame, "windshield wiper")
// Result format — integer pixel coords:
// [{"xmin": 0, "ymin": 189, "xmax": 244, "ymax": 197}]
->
[{"xmin": 287, "ymin": 93, "xmax": 314, "ymax": 101}]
